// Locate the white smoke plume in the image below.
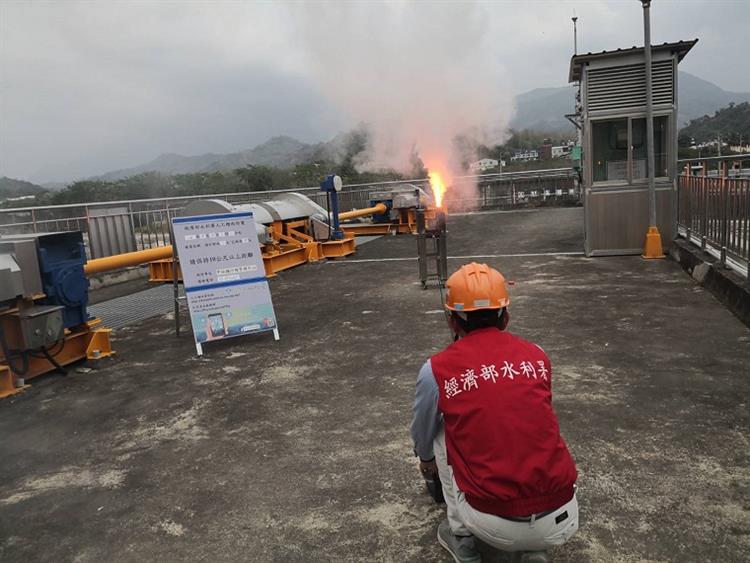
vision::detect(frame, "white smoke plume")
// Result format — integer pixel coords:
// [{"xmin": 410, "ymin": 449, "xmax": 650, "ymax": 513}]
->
[{"xmin": 291, "ymin": 2, "xmax": 514, "ymax": 205}]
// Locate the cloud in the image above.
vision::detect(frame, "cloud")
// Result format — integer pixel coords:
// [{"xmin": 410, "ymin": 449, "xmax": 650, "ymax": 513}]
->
[
  {"xmin": 0, "ymin": 1, "xmax": 340, "ymax": 182},
  {"xmin": 291, "ymin": 2, "xmax": 515, "ymax": 186},
  {"xmin": 0, "ymin": 0, "xmax": 747, "ymax": 183}
]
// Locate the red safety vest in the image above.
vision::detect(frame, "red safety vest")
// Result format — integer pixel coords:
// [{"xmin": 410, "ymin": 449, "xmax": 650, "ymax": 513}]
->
[{"xmin": 431, "ymin": 327, "xmax": 577, "ymax": 517}]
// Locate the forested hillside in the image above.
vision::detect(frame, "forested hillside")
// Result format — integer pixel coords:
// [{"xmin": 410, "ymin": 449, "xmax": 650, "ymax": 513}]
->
[
  {"xmin": 0, "ymin": 177, "xmax": 47, "ymax": 201},
  {"xmin": 679, "ymin": 102, "xmax": 750, "ymax": 145}
]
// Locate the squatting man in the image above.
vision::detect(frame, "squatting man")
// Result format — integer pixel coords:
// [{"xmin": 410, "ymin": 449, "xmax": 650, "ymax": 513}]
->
[{"xmin": 411, "ymin": 263, "xmax": 579, "ymax": 563}]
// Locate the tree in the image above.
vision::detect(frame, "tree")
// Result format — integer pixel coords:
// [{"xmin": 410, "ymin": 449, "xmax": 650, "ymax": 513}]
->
[{"xmin": 235, "ymin": 165, "xmax": 275, "ymax": 191}]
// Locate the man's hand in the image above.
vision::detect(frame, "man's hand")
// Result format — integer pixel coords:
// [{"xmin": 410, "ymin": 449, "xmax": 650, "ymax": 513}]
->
[{"xmin": 419, "ymin": 458, "xmax": 438, "ymax": 478}]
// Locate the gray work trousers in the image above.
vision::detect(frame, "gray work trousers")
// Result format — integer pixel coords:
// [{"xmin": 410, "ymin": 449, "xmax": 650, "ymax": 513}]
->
[{"xmin": 433, "ymin": 428, "xmax": 579, "ymax": 552}]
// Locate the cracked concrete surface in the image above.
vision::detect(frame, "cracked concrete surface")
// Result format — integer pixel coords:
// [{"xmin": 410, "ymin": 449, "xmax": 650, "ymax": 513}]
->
[{"xmin": 1, "ymin": 207, "xmax": 748, "ymax": 562}]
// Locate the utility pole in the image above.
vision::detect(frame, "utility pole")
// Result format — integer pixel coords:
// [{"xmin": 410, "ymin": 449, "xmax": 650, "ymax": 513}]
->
[
  {"xmin": 572, "ymin": 13, "xmax": 583, "ymax": 193},
  {"xmin": 641, "ymin": 0, "xmax": 665, "ymax": 259}
]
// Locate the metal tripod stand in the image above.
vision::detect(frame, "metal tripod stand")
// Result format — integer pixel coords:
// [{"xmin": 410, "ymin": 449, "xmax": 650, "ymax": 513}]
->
[{"xmin": 416, "ymin": 209, "xmax": 448, "ymax": 289}]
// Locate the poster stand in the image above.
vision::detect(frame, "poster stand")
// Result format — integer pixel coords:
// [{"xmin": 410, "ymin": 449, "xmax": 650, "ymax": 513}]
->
[{"xmin": 170, "ymin": 211, "xmax": 279, "ymax": 355}]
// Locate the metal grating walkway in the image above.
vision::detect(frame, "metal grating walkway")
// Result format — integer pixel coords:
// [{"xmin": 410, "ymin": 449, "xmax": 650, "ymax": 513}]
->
[
  {"xmin": 89, "ymin": 241, "xmax": 381, "ymax": 331},
  {"xmin": 89, "ymin": 284, "xmax": 180, "ymax": 330}
]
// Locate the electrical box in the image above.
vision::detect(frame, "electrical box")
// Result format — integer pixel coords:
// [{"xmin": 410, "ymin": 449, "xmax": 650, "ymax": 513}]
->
[
  {"xmin": 0, "ymin": 252, "xmax": 24, "ymax": 302},
  {"xmin": 570, "ymin": 146, "xmax": 582, "ymax": 170},
  {"xmin": 17, "ymin": 305, "xmax": 65, "ymax": 350},
  {"xmin": 1, "ymin": 232, "xmax": 90, "ymax": 328},
  {"xmin": 368, "ymin": 186, "xmax": 428, "ymax": 224},
  {"xmin": 392, "ymin": 190, "xmax": 420, "ymax": 210},
  {"xmin": 0, "ymin": 239, "xmax": 44, "ymax": 300}
]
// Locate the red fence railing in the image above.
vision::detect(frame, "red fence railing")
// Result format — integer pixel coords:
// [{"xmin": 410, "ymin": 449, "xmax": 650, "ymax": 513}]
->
[{"xmin": 677, "ymin": 155, "xmax": 750, "ymax": 278}]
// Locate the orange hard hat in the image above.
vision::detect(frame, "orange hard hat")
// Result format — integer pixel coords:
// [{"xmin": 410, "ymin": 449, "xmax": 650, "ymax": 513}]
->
[{"xmin": 445, "ymin": 262, "xmax": 510, "ymax": 312}]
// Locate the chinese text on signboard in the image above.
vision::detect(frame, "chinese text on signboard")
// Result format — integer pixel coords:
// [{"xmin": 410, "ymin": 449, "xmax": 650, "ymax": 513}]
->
[{"xmin": 172, "ymin": 211, "xmax": 278, "ymax": 353}]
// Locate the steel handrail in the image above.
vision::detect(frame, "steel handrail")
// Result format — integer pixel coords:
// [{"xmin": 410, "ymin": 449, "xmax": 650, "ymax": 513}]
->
[{"xmin": 0, "ymin": 168, "xmax": 575, "ymax": 214}]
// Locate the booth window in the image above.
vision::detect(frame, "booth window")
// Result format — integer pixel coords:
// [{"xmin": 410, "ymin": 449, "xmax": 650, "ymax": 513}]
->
[
  {"xmin": 592, "ymin": 119, "xmax": 628, "ymax": 182},
  {"xmin": 592, "ymin": 116, "xmax": 669, "ymax": 183},
  {"xmin": 632, "ymin": 116, "xmax": 668, "ymax": 179}
]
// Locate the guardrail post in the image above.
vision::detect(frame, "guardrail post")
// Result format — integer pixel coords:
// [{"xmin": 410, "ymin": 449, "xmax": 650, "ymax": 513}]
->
[
  {"xmin": 700, "ymin": 170, "xmax": 708, "ymax": 250},
  {"xmin": 31, "ymin": 208, "xmax": 38, "ymax": 233},
  {"xmin": 165, "ymin": 202, "xmax": 172, "ymax": 245},
  {"xmin": 683, "ymin": 163, "xmax": 691, "ymax": 239},
  {"xmin": 128, "ymin": 202, "xmax": 138, "ymax": 250},
  {"xmin": 720, "ymin": 161, "xmax": 728, "ymax": 268}
]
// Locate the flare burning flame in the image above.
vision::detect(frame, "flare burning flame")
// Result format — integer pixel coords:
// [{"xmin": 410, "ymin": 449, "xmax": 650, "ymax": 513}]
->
[{"xmin": 428, "ymin": 171, "xmax": 447, "ymax": 209}]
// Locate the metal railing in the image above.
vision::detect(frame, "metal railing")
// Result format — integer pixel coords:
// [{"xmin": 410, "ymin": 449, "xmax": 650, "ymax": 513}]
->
[
  {"xmin": 0, "ymin": 185, "xmax": 376, "ymax": 258},
  {"xmin": 677, "ymin": 154, "xmax": 750, "ymax": 279},
  {"xmin": 407, "ymin": 168, "xmax": 577, "ymax": 210},
  {"xmin": 0, "ymin": 169, "xmax": 577, "ymax": 259}
]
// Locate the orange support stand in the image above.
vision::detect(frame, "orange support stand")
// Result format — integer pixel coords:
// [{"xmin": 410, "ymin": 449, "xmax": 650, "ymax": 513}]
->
[
  {"xmin": 321, "ymin": 233, "xmax": 356, "ymax": 258},
  {"xmin": 0, "ymin": 365, "xmax": 16, "ymax": 399},
  {"xmin": 262, "ymin": 245, "xmax": 310, "ymax": 276},
  {"xmin": 148, "ymin": 258, "xmax": 179, "ymax": 282},
  {"xmin": 0, "ymin": 311, "xmax": 113, "ymax": 399}
]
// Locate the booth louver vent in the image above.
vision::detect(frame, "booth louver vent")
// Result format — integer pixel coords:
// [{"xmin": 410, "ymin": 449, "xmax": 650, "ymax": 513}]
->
[{"xmin": 586, "ymin": 60, "xmax": 674, "ymax": 111}]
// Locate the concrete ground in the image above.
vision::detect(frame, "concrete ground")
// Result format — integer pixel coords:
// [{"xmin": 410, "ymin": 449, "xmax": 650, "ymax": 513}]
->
[{"xmin": 1, "ymin": 207, "xmax": 748, "ymax": 563}]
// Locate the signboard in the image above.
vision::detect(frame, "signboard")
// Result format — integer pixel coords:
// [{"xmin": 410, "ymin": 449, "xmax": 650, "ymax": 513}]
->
[
  {"xmin": 606, "ymin": 159, "xmax": 647, "ymax": 181},
  {"xmin": 171, "ymin": 211, "xmax": 278, "ymax": 355},
  {"xmin": 632, "ymin": 159, "xmax": 647, "ymax": 180},
  {"xmin": 606, "ymin": 160, "xmax": 629, "ymax": 181}
]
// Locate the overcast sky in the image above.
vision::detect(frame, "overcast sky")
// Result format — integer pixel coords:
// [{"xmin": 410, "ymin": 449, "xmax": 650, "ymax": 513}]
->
[{"xmin": 1, "ymin": 0, "xmax": 748, "ymax": 183}]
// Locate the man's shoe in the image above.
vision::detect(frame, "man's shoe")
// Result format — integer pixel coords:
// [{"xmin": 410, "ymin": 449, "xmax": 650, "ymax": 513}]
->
[
  {"xmin": 518, "ymin": 552, "xmax": 549, "ymax": 563},
  {"xmin": 437, "ymin": 519, "xmax": 481, "ymax": 563}
]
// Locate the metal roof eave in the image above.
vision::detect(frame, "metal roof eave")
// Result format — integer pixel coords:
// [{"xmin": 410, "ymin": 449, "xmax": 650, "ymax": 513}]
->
[{"xmin": 568, "ymin": 39, "xmax": 698, "ymax": 83}]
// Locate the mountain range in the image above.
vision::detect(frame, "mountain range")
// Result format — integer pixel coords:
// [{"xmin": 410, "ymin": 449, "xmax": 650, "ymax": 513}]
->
[
  {"xmin": 510, "ymin": 71, "xmax": 750, "ymax": 132},
  {"xmin": 90, "ymin": 134, "xmax": 352, "ymax": 183},
  {"xmin": 35, "ymin": 71, "xmax": 750, "ymax": 185}
]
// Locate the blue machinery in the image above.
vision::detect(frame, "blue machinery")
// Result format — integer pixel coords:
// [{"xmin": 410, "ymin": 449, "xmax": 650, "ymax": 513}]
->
[
  {"xmin": 35, "ymin": 232, "xmax": 90, "ymax": 328},
  {"xmin": 0, "ymin": 231, "xmax": 112, "ymax": 398},
  {"xmin": 320, "ymin": 174, "xmax": 345, "ymax": 240}
]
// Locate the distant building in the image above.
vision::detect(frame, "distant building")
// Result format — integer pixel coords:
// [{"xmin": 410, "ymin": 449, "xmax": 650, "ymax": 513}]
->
[
  {"xmin": 538, "ymin": 144, "xmax": 552, "ymax": 160},
  {"xmin": 551, "ymin": 143, "xmax": 574, "ymax": 159},
  {"xmin": 1, "ymin": 194, "xmax": 36, "ymax": 203},
  {"xmin": 692, "ymin": 140, "xmax": 729, "ymax": 151},
  {"xmin": 469, "ymin": 158, "xmax": 500, "ymax": 172},
  {"xmin": 510, "ymin": 149, "xmax": 539, "ymax": 162}
]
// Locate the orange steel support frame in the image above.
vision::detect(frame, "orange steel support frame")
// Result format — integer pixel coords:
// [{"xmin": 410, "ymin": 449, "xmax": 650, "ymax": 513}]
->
[
  {"xmin": 149, "ymin": 245, "xmax": 310, "ymax": 281},
  {"xmin": 340, "ymin": 207, "xmax": 435, "ymax": 236},
  {"xmin": 341, "ymin": 223, "xmax": 414, "ymax": 236},
  {"xmin": 321, "ymin": 234, "xmax": 356, "ymax": 257},
  {"xmin": 147, "ymin": 217, "xmax": 355, "ymax": 282},
  {"xmin": 0, "ymin": 306, "xmax": 113, "ymax": 399},
  {"xmin": 147, "ymin": 207, "xmax": 436, "ymax": 280}
]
